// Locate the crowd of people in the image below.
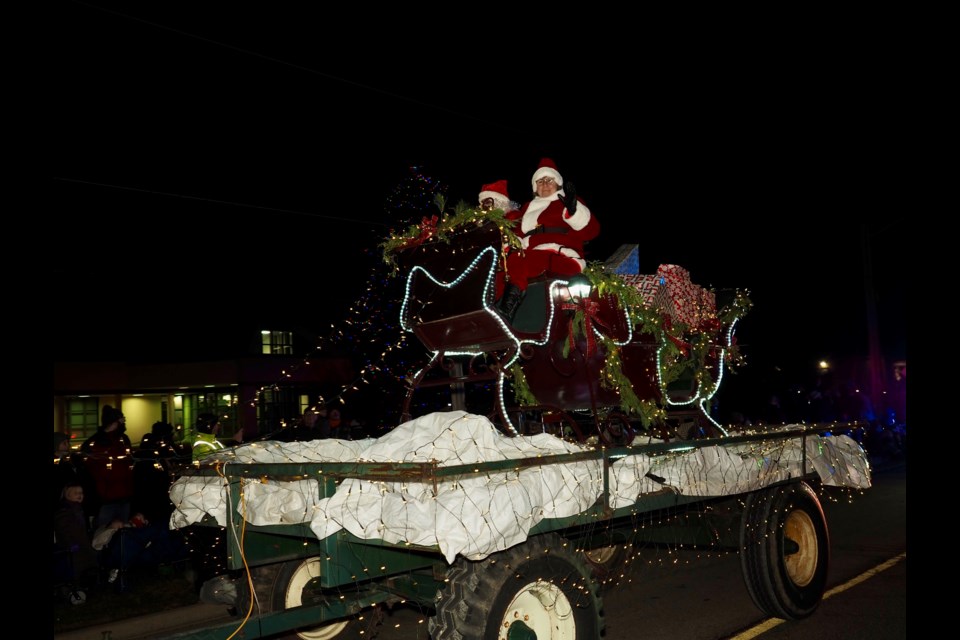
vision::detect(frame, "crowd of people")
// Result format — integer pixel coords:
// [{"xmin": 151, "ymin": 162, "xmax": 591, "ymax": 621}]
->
[
  {"xmin": 52, "ymin": 406, "xmax": 190, "ymax": 604},
  {"xmin": 53, "ymin": 400, "xmax": 378, "ymax": 603}
]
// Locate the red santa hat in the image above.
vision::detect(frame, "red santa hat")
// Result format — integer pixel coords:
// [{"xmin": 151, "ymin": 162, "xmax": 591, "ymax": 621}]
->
[
  {"xmin": 478, "ymin": 180, "xmax": 511, "ymax": 209},
  {"xmin": 531, "ymin": 157, "xmax": 563, "ymax": 191}
]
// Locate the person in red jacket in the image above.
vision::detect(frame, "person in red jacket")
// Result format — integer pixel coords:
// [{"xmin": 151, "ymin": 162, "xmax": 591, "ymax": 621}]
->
[
  {"xmin": 81, "ymin": 405, "xmax": 135, "ymax": 528},
  {"xmin": 499, "ymin": 158, "xmax": 600, "ymax": 319}
]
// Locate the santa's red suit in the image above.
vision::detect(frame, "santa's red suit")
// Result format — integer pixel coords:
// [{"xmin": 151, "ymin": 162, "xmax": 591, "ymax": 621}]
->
[{"xmin": 502, "ymin": 190, "xmax": 599, "ymax": 291}]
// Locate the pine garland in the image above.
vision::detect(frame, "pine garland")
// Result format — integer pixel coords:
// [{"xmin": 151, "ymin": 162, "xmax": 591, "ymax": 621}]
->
[
  {"xmin": 379, "ymin": 196, "xmax": 521, "ymax": 272},
  {"xmin": 380, "ymin": 214, "xmax": 751, "ymax": 431},
  {"xmin": 543, "ymin": 264, "xmax": 752, "ymax": 429},
  {"xmin": 509, "ymin": 362, "xmax": 538, "ymax": 407}
]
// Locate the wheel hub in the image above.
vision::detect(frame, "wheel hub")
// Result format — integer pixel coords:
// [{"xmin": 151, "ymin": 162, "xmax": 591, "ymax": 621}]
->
[
  {"xmin": 286, "ymin": 559, "xmax": 350, "ymax": 640},
  {"xmin": 783, "ymin": 510, "xmax": 818, "ymax": 587},
  {"xmin": 500, "ymin": 581, "xmax": 575, "ymax": 640}
]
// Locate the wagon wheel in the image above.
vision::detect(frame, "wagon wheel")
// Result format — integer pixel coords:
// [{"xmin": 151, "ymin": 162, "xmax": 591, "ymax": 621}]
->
[
  {"xmin": 581, "ymin": 531, "xmax": 629, "ymax": 587},
  {"xmin": 739, "ymin": 481, "xmax": 830, "ymax": 619},
  {"xmin": 237, "ymin": 558, "xmax": 353, "ymax": 640},
  {"xmin": 430, "ymin": 532, "xmax": 604, "ymax": 640}
]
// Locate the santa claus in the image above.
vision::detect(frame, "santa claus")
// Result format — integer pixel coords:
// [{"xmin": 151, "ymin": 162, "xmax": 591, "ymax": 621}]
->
[
  {"xmin": 477, "ymin": 179, "xmax": 516, "ymax": 213},
  {"xmin": 499, "ymin": 158, "xmax": 600, "ymax": 319}
]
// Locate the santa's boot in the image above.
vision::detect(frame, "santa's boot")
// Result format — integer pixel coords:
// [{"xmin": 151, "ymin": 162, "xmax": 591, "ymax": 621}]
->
[{"xmin": 499, "ymin": 284, "xmax": 525, "ymax": 321}]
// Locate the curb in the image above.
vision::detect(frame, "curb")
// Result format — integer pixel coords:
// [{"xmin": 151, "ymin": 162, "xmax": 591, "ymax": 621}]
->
[{"xmin": 54, "ymin": 603, "xmax": 234, "ymax": 640}]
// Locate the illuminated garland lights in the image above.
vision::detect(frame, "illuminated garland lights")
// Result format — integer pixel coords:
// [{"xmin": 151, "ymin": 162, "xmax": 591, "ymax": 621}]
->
[
  {"xmin": 252, "ymin": 259, "xmax": 751, "ymax": 437},
  {"xmin": 250, "ymin": 173, "xmax": 753, "ymax": 437},
  {"xmin": 398, "ymin": 240, "xmax": 566, "ymax": 434},
  {"xmin": 380, "ymin": 207, "xmax": 754, "ymax": 432},
  {"xmin": 380, "ymin": 196, "xmax": 522, "ymax": 272},
  {"xmin": 530, "ymin": 271, "xmax": 749, "ymax": 431},
  {"xmin": 584, "ymin": 266, "xmax": 751, "ymax": 429}
]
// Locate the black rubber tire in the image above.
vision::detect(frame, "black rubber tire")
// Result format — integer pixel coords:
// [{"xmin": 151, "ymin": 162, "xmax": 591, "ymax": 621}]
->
[
  {"xmin": 739, "ymin": 482, "xmax": 830, "ymax": 619},
  {"xmin": 237, "ymin": 559, "xmax": 352, "ymax": 640},
  {"xmin": 429, "ymin": 532, "xmax": 604, "ymax": 640}
]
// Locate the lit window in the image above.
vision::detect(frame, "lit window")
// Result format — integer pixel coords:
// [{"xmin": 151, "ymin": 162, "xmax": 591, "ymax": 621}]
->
[
  {"xmin": 66, "ymin": 398, "xmax": 99, "ymax": 440},
  {"xmin": 261, "ymin": 330, "xmax": 294, "ymax": 355}
]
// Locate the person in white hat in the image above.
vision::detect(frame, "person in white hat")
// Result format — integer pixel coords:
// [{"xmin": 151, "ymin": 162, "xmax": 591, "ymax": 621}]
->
[{"xmin": 498, "ymin": 158, "xmax": 600, "ymax": 319}]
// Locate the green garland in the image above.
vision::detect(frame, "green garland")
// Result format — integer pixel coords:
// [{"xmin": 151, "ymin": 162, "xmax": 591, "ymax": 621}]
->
[
  {"xmin": 379, "ymin": 211, "xmax": 752, "ymax": 430},
  {"xmin": 379, "ymin": 196, "xmax": 522, "ymax": 273},
  {"xmin": 545, "ymin": 264, "xmax": 752, "ymax": 429},
  {"xmin": 509, "ymin": 362, "xmax": 538, "ymax": 407}
]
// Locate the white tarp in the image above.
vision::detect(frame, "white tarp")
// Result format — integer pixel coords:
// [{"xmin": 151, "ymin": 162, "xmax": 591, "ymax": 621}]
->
[
  {"xmin": 608, "ymin": 429, "xmax": 871, "ymax": 507},
  {"xmin": 169, "ymin": 412, "xmax": 871, "ymax": 563}
]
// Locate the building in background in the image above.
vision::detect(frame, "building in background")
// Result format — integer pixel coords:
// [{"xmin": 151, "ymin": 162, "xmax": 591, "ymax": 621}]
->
[{"xmin": 53, "ymin": 328, "xmax": 354, "ymax": 447}]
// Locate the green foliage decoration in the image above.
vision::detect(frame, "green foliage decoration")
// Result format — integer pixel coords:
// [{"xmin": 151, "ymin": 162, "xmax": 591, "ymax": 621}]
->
[
  {"xmin": 379, "ymin": 208, "xmax": 752, "ymax": 430},
  {"xmin": 529, "ymin": 264, "xmax": 752, "ymax": 429},
  {"xmin": 509, "ymin": 362, "xmax": 538, "ymax": 407},
  {"xmin": 379, "ymin": 197, "xmax": 521, "ymax": 273}
]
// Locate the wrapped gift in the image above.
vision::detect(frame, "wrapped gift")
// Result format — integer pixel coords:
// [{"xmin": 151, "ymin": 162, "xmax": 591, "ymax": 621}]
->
[
  {"xmin": 621, "ymin": 266, "xmax": 718, "ymax": 325},
  {"xmin": 620, "ymin": 274, "xmax": 660, "ymax": 308},
  {"xmin": 604, "ymin": 244, "xmax": 640, "ymax": 275},
  {"xmin": 656, "ymin": 264, "xmax": 690, "ymax": 286},
  {"xmin": 654, "ymin": 287, "xmax": 698, "ymax": 327},
  {"xmin": 698, "ymin": 289, "xmax": 717, "ymax": 323},
  {"xmin": 654, "ymin": 264, "xmax": 717, "ymax": 327}
]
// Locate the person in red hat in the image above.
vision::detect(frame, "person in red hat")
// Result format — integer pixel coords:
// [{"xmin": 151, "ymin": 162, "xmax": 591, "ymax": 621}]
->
[
  {"xmin": 478, "ymin": 180, "xmax": 519, "ymax": 300},
  {"xmin": 478, "ymin": 179, "xmax": 516, "ymax": 213},
  {"xmin": 498, "ymin": 158, "xmax": 600, "ymax": 319}
]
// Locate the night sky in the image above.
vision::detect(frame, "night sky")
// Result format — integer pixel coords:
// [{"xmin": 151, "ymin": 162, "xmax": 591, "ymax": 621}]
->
[{"xmin": 53, "ymin": 4, "xmax": 906, "ymax": 410}]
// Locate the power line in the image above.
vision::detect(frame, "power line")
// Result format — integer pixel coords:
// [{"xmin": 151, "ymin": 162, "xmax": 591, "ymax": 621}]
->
[
  {"xmin": 53, "ymin": 176, "xmax": 391, "ymax": 227},
  {"xmin": 68, "ymin": 1, "xmax": 526, "ymax": 135}
]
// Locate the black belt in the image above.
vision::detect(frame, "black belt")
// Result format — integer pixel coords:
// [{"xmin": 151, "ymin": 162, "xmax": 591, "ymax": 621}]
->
[{"xmin": 529, "ymin": 226, "xmax": 567, "ymax": 235}]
